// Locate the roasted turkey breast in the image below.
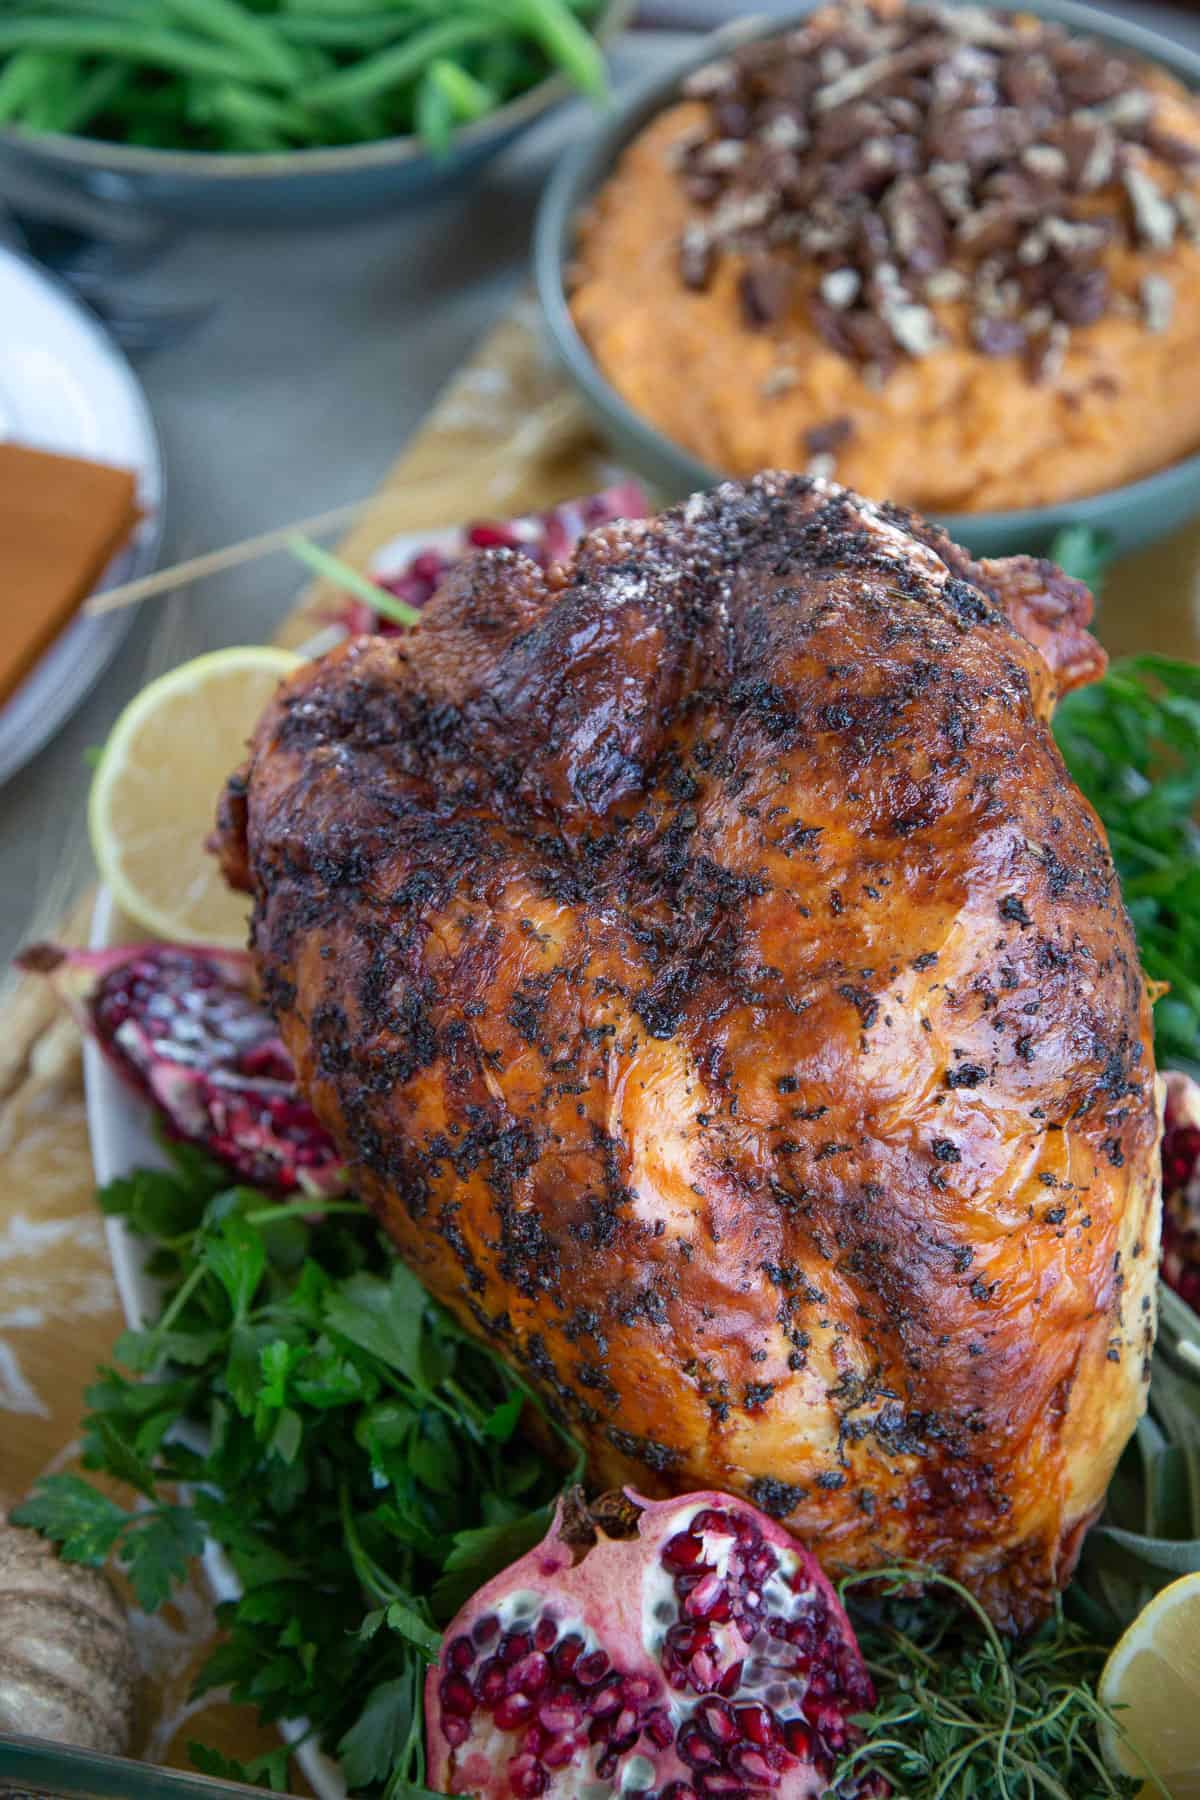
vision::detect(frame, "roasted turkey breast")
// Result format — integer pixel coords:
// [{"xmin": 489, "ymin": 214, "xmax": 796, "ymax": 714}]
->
[{"xmin": 217, "ymin": 475, "xmax": 1160, "ymax": 1629}]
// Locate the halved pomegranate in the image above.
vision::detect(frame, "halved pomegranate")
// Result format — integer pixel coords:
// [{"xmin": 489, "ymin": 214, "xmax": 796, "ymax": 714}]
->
[
  {"xmin": 426, "ymin": 1490, "xmax": 882, "ymax": 1800},
  {"xmin": 20, "ymin": 942, "xmax": 343, "ymax": 1197},
  {"xmin": 1163, "ymin": 1069, "xmax": 1200, "ymax": 1312},
  {"xmin": 341, "ymin": 483, "xmax": 651, "ymax": 635}
]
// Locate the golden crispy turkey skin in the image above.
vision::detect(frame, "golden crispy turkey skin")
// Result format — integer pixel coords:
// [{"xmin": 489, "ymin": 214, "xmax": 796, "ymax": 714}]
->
[{"xmin": 217, "ymin": 475, "xmax": 1159, "ymax": 1629}]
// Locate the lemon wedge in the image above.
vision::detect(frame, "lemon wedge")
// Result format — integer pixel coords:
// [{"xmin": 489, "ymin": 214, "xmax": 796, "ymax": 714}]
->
[
  {"xmin": 1099, "ymin": 1572, "xmax": 1200, "ymax": 1797},
  {"xmin": 88, "ymin": 645, "xmax": 302, "ymax": 948}
]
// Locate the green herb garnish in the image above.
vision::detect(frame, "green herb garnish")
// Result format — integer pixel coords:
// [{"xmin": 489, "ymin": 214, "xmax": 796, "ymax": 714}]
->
[
  {"xmin": 1048, "ymin": 525, "xmax": 1116, "ymax": 596},
  {"xmin": 1054, "ymin": 655, "xmax": 1200, "ymax": 1064},
  {"xmin": 14, "ymin": 1143, "xmax": 578, "ymax": 1795},
  {"xmin": 16, "ymin": 1140, "xmax": 1186, "ymax": 1796},
  {"xmin": 833, "ymin": 1570, "xmax": 1156, "ymax": 1799}
]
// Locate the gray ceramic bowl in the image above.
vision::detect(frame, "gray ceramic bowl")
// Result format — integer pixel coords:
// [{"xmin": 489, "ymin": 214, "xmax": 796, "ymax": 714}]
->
[
  {"xmin": 0, "ymin": 0, "xmax": 631, "ymax": 226},
  {"xmin": 536, "ymin": 0, "xmax": 1200, "ymax": 560}
]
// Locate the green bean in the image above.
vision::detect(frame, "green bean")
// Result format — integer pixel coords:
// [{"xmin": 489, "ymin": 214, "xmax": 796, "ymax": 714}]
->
[
  {"xmin": 53, "ymin": 58, "xmax": 130, "ymax": 131},
  {"xmin": 159, "ymin": 0, "xmax": 302, "ymax": 88},
  {"xmin": 497, "ymin": 0, "xmax": 604, "ymax": 97},
  {"xmin": 192, "ymin": 78, "xmax": 318, "ymax": 138},
  {"xmin": 430, "ymin": 57, "xmax": 494, "ymax": 121},
  {"xmin": 0, "ymin": 0, "xmax": 612, "ymax": 153},
  {"xmin": 0, "ymin": 20, "xmax": 258, "ymax": 83},
  {"xmin": 21, "ymin": 52, "xmax": 80, "ymax": 128},
  {"xmin": 0, "ymin": 48, "xmax": 58, "ymax": 121},
  {"xmin": 276, "ymin": 12, "xmax": 410, "ymax": 49},
  {"xmin": 415, "ymin": 62, "xmax": 453, "ymax": 154},
  {"xmin": 303, "ymin": 15, "xmax": 493, "ymax": 107},
  {"xmin": 17, "ymin": 0, "xmax": 154, "ymax": 19}
]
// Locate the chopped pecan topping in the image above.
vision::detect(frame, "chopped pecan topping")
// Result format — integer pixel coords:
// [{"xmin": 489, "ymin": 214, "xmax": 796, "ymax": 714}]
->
[{"xmin": 668, "ymin": 0, "xmax": 1199, "ymax": 377}]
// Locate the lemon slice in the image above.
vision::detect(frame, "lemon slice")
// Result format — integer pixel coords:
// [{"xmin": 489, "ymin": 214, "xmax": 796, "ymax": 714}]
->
[
  {"xmin": 88, "ymin": 646, "xmax": 302, "ymax": 948},
  {"xmin": 1099, "ymin": 1572, "xmax": 1200, "ymax": 1797}
]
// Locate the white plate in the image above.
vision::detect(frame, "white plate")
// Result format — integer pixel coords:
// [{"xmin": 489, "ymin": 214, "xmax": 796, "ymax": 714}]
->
[
  {"xmin": 87, "ymin": 883, "xmax": 346, "ymax": 1800},
  {"xmin": 0, "ymin": 247, "xmax": 163, "ymax": 785}
]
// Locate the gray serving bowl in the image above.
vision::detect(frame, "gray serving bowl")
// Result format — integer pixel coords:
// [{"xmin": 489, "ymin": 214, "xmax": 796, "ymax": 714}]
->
[
  {"xmin": 0, "ymin": 0, "xmax": 631, "ymax": 226},
  {"xmin": 535, "ymin": 0, "xmax": 1200, "ymax": 561}
]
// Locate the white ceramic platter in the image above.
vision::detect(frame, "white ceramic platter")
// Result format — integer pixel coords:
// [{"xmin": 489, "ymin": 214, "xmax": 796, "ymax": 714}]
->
[
  {"xmin": 0, "ymin": 247, "xmax": 163, "ymax": 785},
  {"xmin": 87, "ymin": 884, "xmax": 347, "ymax": 1799},
  {"xmin": 88, "ymin": 525, "xmax": 454, "ymax": 1799}
]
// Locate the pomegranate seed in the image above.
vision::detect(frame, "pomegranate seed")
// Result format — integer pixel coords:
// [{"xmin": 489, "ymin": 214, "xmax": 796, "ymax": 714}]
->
[
  {"xmin": 476, "ymin": 1658, "xmax": 507, "ymax": 1705},
  {"xmin": 439, "ymin": 1675, "xmax": 475, "ymax": 1718},
  {"xmin": 645, "ymin": 1708, "xmax": 674, "ymax": 1748},
  {"xmin": 586, "ymin": 1677, "xmax": 623, "ymax": 1717},
  {"xmin": 533, "ymin": 1617, "xmax": 559, "ymax": 1652},
  {"xmin": 507, "ymin": 1752, "xmax": 548, "ymax": 1797},
  {"xmin": 684, "ymin": 1573, "xmax": 727, "ymax": 1620},
  {"xmin": 620, "ymin": 1675, "xmax": 656, "ymax": 1704},
  {"xmin": 698, "ymin": 1773, "xmax": 744, "ymax": 1795},
  {"xmin": 783, "ymin": 1719, "xmax": 812, "ymax": 1757},
  {"xmin": 736, "ymin": 1703, "xmax": 776, "ymax": 1746},
  {"xmin": 717, "ymin": 1660, "xmax": 745, "ymax": 1697},
  {"xmin": 611, "ymin": 1706, "xmax": 639, "ymax": 1740},
  {"xmin": 576, "ymin": 1649, "xmax": 611, "ymax": 1686},
  {"xmin": 610, "ymin": 1727, "xmax": 640, "ymax": 1757},
  {"xmin": 553, "ymin": 1634, "xmax": 585, "ymax": 1676},
  {"xmin": 596, "ymin": 1750, "xmax": 619, "ymax": 1780},
  {"xmin": 441, "ymin": 1717, "xmax": 469, "ymax": 1747},
  {"xmin": 447, "ymin": 1635, "xmax": 476, "ymax": 1672},
  {"xmin": 688, "ymin": 1648, "xmax": 719, "ymax": 1690},
  {"xmin": 538, "ymin": 1695, "xmax": 583, "ymax": 1733},
  {"xmin": 730, "ymin": 1747, "xmax": 781, "ymax": 1787},
  {"xmin": 662, "ymin": 1530, "xmax": 704, "ymax": 1569},
  {"xmin": 542, "ymin": 1737, "xmax": 579, "ymax": 1769},
  {"xmin": 522, "ymin": 1724, "xmax": 548, "ymax": 1757},
  {"xmin": 694, "ymin": 1509, "xmax": 738, "ymax": 1536},
  {"xmin": 501, "ymin": 1632, "xmax": 533, "ymax": 1665},
  {"xmin": 698, "ymin": 1698, "xmax": 737, "ymax": 1744},
  {"xmin": 409, "ymin": 550, "xmax": 446, "ymax": 582},
  {"xmin": 511, "ymin": 1651, "xmax": 550, "ymax": 1696},
  {"xmin": 679, "ymin": 1727, "xmax": 719, "ymax": 1769},
  {"xmin": 494, "ymin": 1692, "xmax": 535, "ymax": 1730},
  {"xmin": 735, "ymin": 1513, "xmax": 763, "ymax": 1545},
  {"xmin": 472, "ymin": 1613, "xmax": 500, "ymax": 1646}
]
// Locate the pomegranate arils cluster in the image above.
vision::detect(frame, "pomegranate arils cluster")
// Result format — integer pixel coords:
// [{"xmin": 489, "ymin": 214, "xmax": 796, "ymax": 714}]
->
[
  {"xmin": 1162, "ymin": 1069, "xmax": 1200, "ymax": 1312},
  {"xmin": 23, "ymin": 943, "xmax": 343, "ymax": 1197},
  {"xmin": 340, "ymin": 484, "xmax": 650, "ymax": 636},
  {"xmin": 426, "ymin": 1492, "xmax": 881, "ymax": 1800}
]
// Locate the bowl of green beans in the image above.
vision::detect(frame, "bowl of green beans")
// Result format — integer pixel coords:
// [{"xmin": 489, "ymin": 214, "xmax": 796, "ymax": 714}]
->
[{"xmin": 0, "ymin": 0, "xmax": 631, "ymax": 222}]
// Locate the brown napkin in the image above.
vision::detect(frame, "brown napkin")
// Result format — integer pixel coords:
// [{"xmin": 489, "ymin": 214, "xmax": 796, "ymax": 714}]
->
[{"xmin": 0, "ymin": 443, "xmax": 139, "ymax": 703}]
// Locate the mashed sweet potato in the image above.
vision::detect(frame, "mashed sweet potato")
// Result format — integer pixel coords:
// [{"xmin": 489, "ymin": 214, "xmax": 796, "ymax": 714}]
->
[{"xmin": 570, "ymin": 14, "xmax": 1200, "ymax": 515}]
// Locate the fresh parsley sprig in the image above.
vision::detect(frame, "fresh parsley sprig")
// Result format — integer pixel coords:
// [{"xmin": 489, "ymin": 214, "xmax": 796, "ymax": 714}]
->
[
  {"xmin": 13, "ymin": 1142, "xmax": 578, "ymax": 1795},
  {"xmin": 1053, "ymin": 655, "xmax": 1200, "ymax": 1065}
]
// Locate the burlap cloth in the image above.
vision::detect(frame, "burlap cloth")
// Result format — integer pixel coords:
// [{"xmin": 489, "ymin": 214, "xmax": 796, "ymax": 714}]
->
[{"xmin": 1, "ymin": 304, "xmax": 1197, "ymax": 1774}]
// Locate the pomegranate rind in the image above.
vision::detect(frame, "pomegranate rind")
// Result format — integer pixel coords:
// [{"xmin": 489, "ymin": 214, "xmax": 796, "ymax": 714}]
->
[
  {"xmin": 21, "ymin": 940, "xmax": 346, "ymax": 1199},
  {"xmin": 1162, "ymin": 1069, "xmax": 1200, "ymax": 1313},
  {"xmin": 342, "ymin": 483, "xmax": 652, "ymax": 636},
  {"xmin": 425, "ymin": 1487, "xmax": 877, "ymax": 1800}
]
